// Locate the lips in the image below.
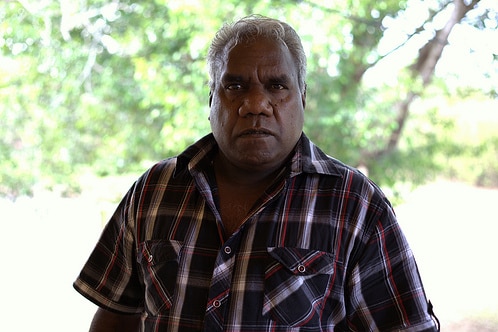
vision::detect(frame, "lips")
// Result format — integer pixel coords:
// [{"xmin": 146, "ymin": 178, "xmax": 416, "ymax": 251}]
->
[{"xmin": 238, "ymin": 128, "xmax": 274, "ymax": 137}]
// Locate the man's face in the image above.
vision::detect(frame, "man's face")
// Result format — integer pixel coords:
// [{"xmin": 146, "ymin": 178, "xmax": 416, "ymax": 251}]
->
[{"xmin": 209, "ymin": 37, "xmax": 305, "ymax": 173}]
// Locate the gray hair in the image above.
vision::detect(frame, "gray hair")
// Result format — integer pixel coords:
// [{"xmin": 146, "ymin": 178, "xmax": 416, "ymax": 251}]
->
[{"xmin": 207, "ymin": 15, "xmax": 307, "ymax": 93}]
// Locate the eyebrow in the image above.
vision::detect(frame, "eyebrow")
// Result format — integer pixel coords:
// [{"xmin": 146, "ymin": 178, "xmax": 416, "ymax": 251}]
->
[
  {"xmin": 221, "ymin": 74, "xmax": 245, "ymax": 83},
  {"xmin": 268, "ymin": 74, "xmax": 291, "ymax": 84},
  {"xmin": 221, "ymin": 73, "xmax": 291, "ymax": 84}
]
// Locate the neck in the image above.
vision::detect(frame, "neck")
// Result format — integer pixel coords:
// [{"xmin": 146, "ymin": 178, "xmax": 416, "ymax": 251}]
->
[{"xmin": 213, "ymin": 153, "xmax": 284, "ymax": 188}]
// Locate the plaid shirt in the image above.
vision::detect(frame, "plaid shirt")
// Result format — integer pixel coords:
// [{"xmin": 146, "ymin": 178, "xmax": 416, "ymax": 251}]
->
[{"xmin": 74, "ymin": 133, "xmax": 438, "ymax": 331}]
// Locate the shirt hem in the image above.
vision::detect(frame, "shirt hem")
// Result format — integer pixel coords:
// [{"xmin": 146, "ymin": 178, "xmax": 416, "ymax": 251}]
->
[
  {"xmin": 73, "ymin": 278, "xmax": 142, "ymax": 315},
  {"xmin": 395, "ymin": 319, "xmax": 439, "ymax": 332}
]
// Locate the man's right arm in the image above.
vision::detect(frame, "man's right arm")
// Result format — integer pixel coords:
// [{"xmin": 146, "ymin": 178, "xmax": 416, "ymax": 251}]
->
[{"xmin": 89, "ymin": 307, "xmax": 141, "ymax": 332}]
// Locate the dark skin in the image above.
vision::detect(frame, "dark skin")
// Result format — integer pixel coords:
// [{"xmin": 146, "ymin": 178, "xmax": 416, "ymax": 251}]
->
[
  {"xmin": 89, "ymin": 308, "xmax": 141, "ymax": 332},
  {"xmin": 213, "ymin": 152, "xmax": 279, "ymax": 236},
  {"xmin": 88, "ymin": 36, "xmax": 306, "ymax": 330},
  {"xmin": 210, "ymin": 37, "xmax": 305, "ymax": 236}
]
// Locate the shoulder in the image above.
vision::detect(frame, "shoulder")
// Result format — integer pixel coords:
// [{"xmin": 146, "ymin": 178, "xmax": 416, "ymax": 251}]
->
[
  {"xmin": 132, "ymin": 134, "xmax": 217, "ymax": 190},
  {"xmin": 299, "ymin": 135, "xmax": 381, "ymax": 187},
  {"xmin": 133, "ymin": 157, "xmax": 180, "ymax": 188},
  {"xmin": 298, "ymin": 135, "xmax": 390, "ymax": 206}
]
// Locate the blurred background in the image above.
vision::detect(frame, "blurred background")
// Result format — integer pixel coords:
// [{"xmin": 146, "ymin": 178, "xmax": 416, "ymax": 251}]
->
[{"xmin": 1, "ymin": 0, "xmax": 497, "ymax": 330}]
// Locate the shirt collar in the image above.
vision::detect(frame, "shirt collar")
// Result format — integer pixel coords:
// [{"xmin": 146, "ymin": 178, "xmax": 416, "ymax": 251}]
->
[
  {"xmin": 176, "ymin": 133, "xmax": 343, "ymax": 178},
  {"xmin": 290, "ymin": 133, "xmax": 343, "ymax": 178}
]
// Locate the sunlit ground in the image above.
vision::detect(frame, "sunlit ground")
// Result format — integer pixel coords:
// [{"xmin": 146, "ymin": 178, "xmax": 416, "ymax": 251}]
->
[
  {"xmin": 2, "ymin": 178, "xmax": 497, "ymax": 331},
  {"xmin": 396, "ymin": 180, "xmax": 498, "ymax": 331}
]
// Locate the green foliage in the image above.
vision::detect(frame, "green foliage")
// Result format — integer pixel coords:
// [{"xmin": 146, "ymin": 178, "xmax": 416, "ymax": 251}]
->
[
  {"xmin": 437, "ymin": 101, "xmax": 498, "ymax": 188},
  {"xmin": 367, "ymin": 104, "xmax": 454, "ymax": 202},
  {"xmin": 0, "ymin": 0, "xmax": 496, "ymax": 198}
]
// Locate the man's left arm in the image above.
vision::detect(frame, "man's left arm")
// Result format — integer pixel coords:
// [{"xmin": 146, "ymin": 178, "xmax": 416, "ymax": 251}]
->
[{"xmin": 346, "ymin": 206, "xmax": 439, "ymax": 331}]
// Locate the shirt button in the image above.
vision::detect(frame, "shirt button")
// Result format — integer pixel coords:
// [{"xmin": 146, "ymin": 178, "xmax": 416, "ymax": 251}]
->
[
  {"xmin": 213, "ymin": 300, "xmax": 221, "ymax": 308},
  {"xmin": 224, "ymin": 246, "xmax": 232, "ymax": 255},
  {"xmin": 297, "ymin": 264, "xmax": 306, "ymax": 273}
]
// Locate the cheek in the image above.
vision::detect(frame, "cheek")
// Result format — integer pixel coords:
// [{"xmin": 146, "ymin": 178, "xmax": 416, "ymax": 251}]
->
[
  {"xmin": 209, "ymin": 110, "xmax": 219, "ymax": 130},
  {"xmin": 288, "ymin": 109, "xmax": 304, "ymax": 133},
  {"xmin": 210, "ymin": 107, "xmax": 229, "ymax": 135}
]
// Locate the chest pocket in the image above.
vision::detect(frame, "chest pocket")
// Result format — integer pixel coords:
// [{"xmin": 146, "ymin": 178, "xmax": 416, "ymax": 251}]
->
[
  {"xmin": 137, "ymin": 240, "xmax": 182, "ymax": 316},
  {"xmin": 263, "ymin": 247, "xmax": 335, "ymax": 327}
]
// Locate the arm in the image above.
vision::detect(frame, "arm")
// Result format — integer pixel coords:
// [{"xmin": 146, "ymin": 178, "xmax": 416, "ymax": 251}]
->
[
  {"xmin": 89, "ymin": 308, "xmax": 141, "ymax": 332},
  {"xmin": 347, "ymin": 206, "xmax": 438, "ymax": 331}
]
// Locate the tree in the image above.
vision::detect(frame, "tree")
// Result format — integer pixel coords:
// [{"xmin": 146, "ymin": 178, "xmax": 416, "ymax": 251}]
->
[
  {"xmin": 359, "ymin": 0, "xmax": 497, "ymax": 190},
  {"xmin": 1, "ymin": 0, "xmax": 496, "ymax": 198},
  {"xmin": 302, "ymin": 0, "xmax": 496, "ymax": 191},
  {"xmin": 361, "ymin": 0, "xmax": 481, "ymax": 162}
]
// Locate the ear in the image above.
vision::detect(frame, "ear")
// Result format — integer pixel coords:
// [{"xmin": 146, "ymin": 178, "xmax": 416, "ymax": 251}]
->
[
  {"xmin": 208, "ymin": 90, "xmax": 213, "ymax": 107},
  {"xmin": 301, "ymin": 83, "xmax": 307, "ymax": 109}
]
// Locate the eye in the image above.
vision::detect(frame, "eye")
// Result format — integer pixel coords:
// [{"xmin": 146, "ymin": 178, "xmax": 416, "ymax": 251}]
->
[
  {"xmin": 226, "ymin": 83, "xmax": 243, "ymax": 90},
  {"xmin": 270, "ymin": 84, "xmax": 286, "ymax": 90}
]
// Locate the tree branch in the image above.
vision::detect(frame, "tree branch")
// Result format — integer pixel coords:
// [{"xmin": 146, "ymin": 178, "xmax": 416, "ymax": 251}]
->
[{"xmin": 362, "ymin": 0, "xmax": 481, "ymax": 163}]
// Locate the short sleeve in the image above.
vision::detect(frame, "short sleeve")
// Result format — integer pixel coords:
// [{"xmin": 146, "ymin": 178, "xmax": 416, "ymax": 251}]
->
[
  {"xmin": 346, "ymin": 204, "xmax": 438, "ymax": 331},
  {"xmin": 73, "ymin": 184, "xmax": 144, "ymax": 314}
]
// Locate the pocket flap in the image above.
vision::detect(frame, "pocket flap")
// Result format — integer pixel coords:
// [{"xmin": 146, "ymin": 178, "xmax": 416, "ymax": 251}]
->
[
  {"xmin": 267, "ymin": 247, "xmax": 334, "ymax": 275},
  {"xmin": 138, "ymin": 240, "xmax": 182, "ymax": 266}
]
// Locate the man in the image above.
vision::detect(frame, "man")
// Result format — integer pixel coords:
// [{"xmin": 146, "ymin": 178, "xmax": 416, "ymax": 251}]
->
[{"xmin": 74, "ymin": 15, "xmax": 439, "ymax": 331}]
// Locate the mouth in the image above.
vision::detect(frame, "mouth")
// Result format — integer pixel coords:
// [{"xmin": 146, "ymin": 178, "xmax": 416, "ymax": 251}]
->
[{"xmin": 238, "ymin": 128, "xmax": 274, "ymax": 137}]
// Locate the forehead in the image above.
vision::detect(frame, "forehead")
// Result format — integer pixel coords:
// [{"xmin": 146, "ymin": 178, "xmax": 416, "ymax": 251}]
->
[{"xmin": 220, "ymin": 37, "xmax": 297, "ymax": 79}]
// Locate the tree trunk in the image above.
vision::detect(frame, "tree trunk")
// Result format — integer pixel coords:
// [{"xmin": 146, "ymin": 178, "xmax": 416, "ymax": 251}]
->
[{"xmin": 362, "ymin": 0, "xmax": 481, "ymax": 164}]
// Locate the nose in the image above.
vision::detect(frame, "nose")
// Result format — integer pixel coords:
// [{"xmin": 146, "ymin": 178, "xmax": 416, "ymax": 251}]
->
[{"xmin": 238, "ymin": 88, "xmax": 273, "ymax": 117}]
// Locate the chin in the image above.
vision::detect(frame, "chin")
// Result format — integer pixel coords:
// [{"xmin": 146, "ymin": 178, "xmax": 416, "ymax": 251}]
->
[{"xmin": 238, "ymin": 153, "xmax": 283, "ymax": 169}]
